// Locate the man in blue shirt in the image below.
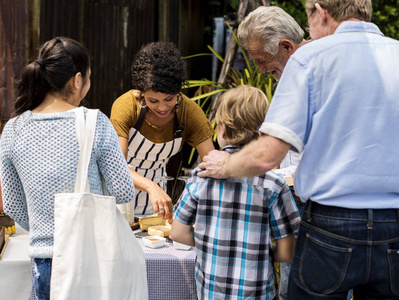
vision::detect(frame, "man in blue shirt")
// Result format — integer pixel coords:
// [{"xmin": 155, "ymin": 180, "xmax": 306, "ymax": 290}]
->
[{"xmin": 198, "ymin": 0, "xmax": 399, "ymax": 298}]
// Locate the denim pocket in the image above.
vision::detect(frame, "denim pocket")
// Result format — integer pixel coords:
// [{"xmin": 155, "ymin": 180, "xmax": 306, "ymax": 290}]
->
[
  {"xmin": 299, "ymin": 233, "xmax": 352, "ymax": 294},
  {"xmin": 387, "ymin": 249, "xmax": 399, "ymax": 296}
]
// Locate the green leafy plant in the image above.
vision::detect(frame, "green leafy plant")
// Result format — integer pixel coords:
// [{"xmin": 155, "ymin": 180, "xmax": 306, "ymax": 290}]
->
[{"xmin": 182, "ymin": 23, "xmax": 276, "ymax": 165}]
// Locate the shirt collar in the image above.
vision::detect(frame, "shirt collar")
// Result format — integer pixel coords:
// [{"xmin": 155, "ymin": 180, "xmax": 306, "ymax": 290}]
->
[
  {"xmin": 222, "ymin": 145, "xmax": 244, "ymax": 154},
  {"xmin": 335, "ymin": 21, "xmax": 384, "ymax": 37}
]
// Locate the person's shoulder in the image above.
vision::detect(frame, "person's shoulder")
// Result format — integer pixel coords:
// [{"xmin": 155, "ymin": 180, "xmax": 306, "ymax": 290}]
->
[
  {"xmin": 183, "ymin": 166, "xmax": 223, "ymax": 189},
  {"xmin": 112, "ymin": 90, "xmax": 137, "ymax": 111},
  {"xmin": 253, "ymin": 170, "xmax": 287, "ymax": 190},
  {"xmin": 180, "ymin": 94, "xmax": 204, "ymax": 112},
  {"xmin": 0, "ymin": 112, "xmax": 33, "ymax": 151},
  {"xmin": 179, "ymin": 95, "xmax": 211, "ymax": 125},
  {"xmin": 110, "ymin": 90, "xmax": 138, "ymax": 127},
  {"xmin": 265, "ymin": 170, "xmax": 287, "ymax": 183},
  {"xmin": 3, "ymin": 115, "xmax": 19, "ymax": 129},
  {"xmin": 93, "ymin": 109, "xmax": 111, "ymax": 124},
  {"xmin": 2, "ymin": 112, "xmax": 31, "ymax": 135},
  {"xmin": 187, "ymin": 166, "xmax": 208, "ymax": 183},
  {"xmin": 81, "ymin": 108, "xmax": 114, "ymax": 133},
  {"xmin": 1, "ymin": 116, "xmax": 18, "ymax": 139},
  {"xmin": 115, "ymin": 90, "xmax": 135, "ymax": 102},
  {"xmin": 291, "ymin": 38, "xmax": 332, "ymax": 65}
]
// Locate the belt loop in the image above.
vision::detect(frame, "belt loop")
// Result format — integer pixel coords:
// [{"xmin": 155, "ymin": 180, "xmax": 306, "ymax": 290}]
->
[
  {"xmin": 367, "ymin": 209, "xmax": 373, "ymax": 229},
  {"xmin": 306, "ymin": 200, "xmax": 312, "ymax": 223}
]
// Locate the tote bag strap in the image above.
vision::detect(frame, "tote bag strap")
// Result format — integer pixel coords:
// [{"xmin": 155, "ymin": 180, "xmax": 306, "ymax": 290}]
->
[{"xmin": 74, "ymin": 107, "xmax": 99, "ymax": 193}]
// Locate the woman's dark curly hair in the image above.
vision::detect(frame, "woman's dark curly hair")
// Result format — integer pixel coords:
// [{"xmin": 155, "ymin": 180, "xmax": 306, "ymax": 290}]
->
[{"xmin": 131, "ymin": 42, "xmax": 187, "ymax": 95}]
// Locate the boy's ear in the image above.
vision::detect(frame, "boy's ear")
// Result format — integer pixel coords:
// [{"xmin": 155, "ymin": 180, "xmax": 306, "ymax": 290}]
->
[
  {"xmin": 217, "ymin": 123, "xmax": 225, "ymax": 134},
  {"xmin": 216, "ymin": 122, "xmax": 227, "ymax": 142}
]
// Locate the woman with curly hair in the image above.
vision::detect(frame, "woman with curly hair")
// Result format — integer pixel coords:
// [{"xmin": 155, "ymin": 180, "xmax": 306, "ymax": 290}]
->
[{"xmin": 110, "ymin": 42, "xmax": 214, "ymax": 221}]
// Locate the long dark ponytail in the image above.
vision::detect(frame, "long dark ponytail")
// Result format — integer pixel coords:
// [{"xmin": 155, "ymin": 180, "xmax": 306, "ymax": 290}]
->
[{"xmin": 14, "ymin": 37, "xmax": 90, "ymax": 115}]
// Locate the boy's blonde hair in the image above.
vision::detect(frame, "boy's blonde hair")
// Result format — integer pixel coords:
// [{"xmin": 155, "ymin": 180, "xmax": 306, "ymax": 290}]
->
[{"xmin": 215, "ymin": 85, "xmax": 270, "ymax": 146}]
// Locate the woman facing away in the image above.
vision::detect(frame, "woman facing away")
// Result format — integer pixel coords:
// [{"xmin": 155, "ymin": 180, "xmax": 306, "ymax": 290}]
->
[
  {"xmin": 0, "ymin": 37, "xmax": 137, "ymax": 300},
  {"xmin": 110, "ymin": 42, "xmax": 215, "ymax": 221}
]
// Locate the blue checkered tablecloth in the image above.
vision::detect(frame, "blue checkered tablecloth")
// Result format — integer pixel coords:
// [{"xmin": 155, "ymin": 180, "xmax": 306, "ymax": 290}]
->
[{"xmin": 138, "ymin": 238, "xmax": 197, "ymax": 300}]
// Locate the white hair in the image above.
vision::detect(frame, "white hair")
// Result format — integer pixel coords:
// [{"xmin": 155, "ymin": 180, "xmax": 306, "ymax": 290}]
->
[{"xmin": 238, "ymin": 6, "xmax": 304, "ymax": 55}]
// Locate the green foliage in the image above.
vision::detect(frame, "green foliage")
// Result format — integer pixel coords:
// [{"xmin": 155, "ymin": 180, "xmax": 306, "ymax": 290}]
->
[
  {"xmin": 182, "ymin": 0, "xmax": 399, "ymax": 167},
  {"xmin": 372, "ymin": 1, "xmax": 399, "ymax": 39},
  {"xmin": 270, "ymin": 0, "xmax": 399, "ymax": 40},
  {"xmin": 271, "ymin": 1, "xmax": 309, "ymax": 37},
  {"xmin": 183, "ymin": 24, "xmax": 275, "ymax": 108},
  {"xmin": 182, "ymin": 24, "xmax": 276, "ymax": 164}
]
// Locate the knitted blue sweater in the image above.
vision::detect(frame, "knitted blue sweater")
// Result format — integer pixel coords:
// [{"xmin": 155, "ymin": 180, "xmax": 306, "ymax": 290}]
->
[{"xmin": 0, "ymin": 108, "xmax": 135, "ymax": 258}]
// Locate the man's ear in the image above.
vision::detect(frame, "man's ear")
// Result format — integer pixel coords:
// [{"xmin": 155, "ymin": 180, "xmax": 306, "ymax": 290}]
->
[
  {"xmin": 315, "ymin": 2, "xmax": 329, "ymax": 23},
  {"xmin": 279, "ymin": 39, "xmax": 295, "ymax": 56}
]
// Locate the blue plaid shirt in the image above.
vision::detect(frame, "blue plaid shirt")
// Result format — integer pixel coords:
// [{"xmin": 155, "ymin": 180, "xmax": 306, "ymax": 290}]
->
[{"xmin": 174, "ymin": 145, "xmax": 301, "ymax": 300}]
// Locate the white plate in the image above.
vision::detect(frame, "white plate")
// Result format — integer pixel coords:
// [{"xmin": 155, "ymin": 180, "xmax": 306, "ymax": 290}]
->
[
  {"xmin": 142, "ymin": 236, "xmax": 166, "ymax": 248},
  {"xmin": 173, "ymin": 241, "xmax": 191, "ymax": 251}
]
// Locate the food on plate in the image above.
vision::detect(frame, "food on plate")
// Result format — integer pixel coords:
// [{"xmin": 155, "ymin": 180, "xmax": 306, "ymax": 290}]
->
[
  {"xmin": 139, "ymin": 214, "xmax": 165, "ymax": 230},
  {"xmin": 148, "ymin": 223, "xmax": 172, "ymax": 237}
]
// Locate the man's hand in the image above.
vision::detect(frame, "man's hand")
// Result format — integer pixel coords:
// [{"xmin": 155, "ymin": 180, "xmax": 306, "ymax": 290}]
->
[{"xmin": 197, "ymin": 150, "xmax": 230, "ymax": 179}]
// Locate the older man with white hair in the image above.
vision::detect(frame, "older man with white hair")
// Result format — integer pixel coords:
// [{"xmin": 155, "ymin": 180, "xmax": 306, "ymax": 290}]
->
[{"xmin": 237, "ymin": 6, "xmax": 308, "ymax": 299}]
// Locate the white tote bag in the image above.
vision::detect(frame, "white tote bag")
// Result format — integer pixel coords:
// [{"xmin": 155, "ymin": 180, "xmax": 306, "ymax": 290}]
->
[{"xmin": 50, "ymin": 107, "xmax": 148, "ymax": 300}]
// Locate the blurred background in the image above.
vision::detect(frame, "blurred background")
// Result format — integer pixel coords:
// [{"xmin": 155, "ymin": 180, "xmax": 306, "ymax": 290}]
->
[{"xmin": 1, "ymin": 0, "xmax": 398, "ymax": 127}]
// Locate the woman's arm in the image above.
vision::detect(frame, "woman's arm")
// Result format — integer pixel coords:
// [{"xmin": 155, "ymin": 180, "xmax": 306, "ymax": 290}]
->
[
  {"xmin": 195, "ymin": 138, "xmax": 215, "ymax": 160},
  {"xmin": 0, "ymin": 127, "xmax": 29, "ymax": 231},
  {"xmin": 118, "ymin": 137, "xmax": 173, "ymax": 220}
]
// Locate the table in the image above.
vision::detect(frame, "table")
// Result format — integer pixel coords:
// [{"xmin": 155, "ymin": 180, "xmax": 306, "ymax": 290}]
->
[
  {"xmin": 137, "ymin": 237, "xmax": 197, "ymax": 300},
  {"xmin": 0, "ymin": 225, "xmax": 35, "ymax": 300},
  {"xmin": 0, "ymin": 225, "xmax": 197, "ymax": 300}
]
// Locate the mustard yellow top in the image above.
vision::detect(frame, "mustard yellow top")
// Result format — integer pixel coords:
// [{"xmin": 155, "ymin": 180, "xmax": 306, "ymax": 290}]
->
[{"xmin": 110, "ymin": 90, "xmax": 214, "ymax": 146}]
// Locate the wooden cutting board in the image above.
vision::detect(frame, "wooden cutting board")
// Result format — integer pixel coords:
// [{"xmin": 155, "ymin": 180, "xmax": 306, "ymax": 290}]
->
[{"xmin": 0, "ymin": 234, "xmax": 9, "ymax": 260}]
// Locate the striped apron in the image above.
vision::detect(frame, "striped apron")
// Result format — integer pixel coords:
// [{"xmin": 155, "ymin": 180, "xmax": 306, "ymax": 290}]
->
[{"xmin": 117, "ymin": 107, "xmax": 183, "ymax": 221}]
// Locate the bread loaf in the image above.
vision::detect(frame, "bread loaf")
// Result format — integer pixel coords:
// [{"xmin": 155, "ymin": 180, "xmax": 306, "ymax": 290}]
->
[
  {"xmin": 139, "ymin": 214, "xmax": 165, "ymax": 230},
  {"xmin": 148, "ymin": 224, "xmax": 171, "ymax": 237}
]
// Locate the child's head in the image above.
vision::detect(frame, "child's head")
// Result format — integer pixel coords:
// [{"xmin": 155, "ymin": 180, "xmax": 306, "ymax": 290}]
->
[{"xmin": 215, "ymin": 85, "xmax": 269, "ymax": 147}]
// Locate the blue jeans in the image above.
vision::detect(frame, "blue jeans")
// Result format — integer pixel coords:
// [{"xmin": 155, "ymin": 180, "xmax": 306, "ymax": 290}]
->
[
  {"xmin": 32, "ymin": 258, "xmax": 52, "ymax": 300},
  {"xmin": 288, "ymin": 200, "xmax": 399, "ymax": 299}
]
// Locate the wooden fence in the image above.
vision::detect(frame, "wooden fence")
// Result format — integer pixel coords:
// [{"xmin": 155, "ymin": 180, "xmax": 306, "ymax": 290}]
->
[{"xmin": 0, "ymin": 0, "xmax": 207, "ymax": 129}]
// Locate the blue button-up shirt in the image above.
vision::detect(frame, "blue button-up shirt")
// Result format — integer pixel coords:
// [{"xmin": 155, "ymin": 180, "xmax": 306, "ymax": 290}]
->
[{"xmin": 259, "ymin": 21, "xmax": 399, "ymax": 209}]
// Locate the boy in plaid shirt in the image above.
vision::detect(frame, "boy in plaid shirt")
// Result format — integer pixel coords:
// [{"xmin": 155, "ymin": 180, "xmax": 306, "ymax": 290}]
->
[{"xmin": 170, "ymin": 85, "xmax": 300, "ymax": 300}]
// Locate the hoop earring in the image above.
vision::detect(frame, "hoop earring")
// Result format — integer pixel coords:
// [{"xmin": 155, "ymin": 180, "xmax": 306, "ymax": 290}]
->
[
  {"xmin": 174, "ymin": 94, "xmax": 181, "ymax": 111},
  {"xmin": 139, "ymin": 93, "xmax": 147, "ymax": 108}
]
